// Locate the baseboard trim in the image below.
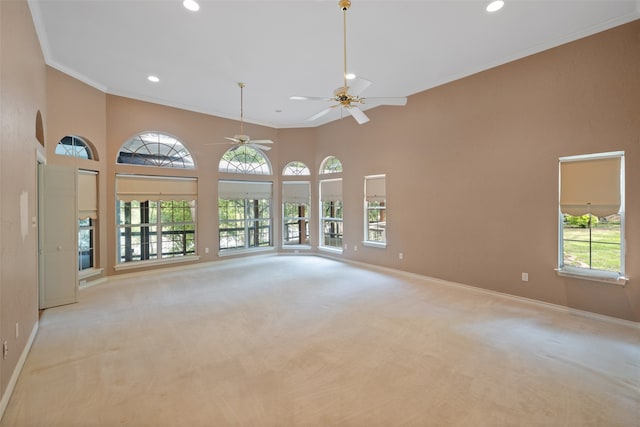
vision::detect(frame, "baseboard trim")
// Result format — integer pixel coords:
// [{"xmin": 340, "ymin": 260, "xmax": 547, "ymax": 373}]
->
[
  {"xmin": 0, "ymin": 320, "xmax": 39, "ymax": 420},
  {"xmin": 316, "ymin": 254, "xmax": 640, "ymax": 330}
]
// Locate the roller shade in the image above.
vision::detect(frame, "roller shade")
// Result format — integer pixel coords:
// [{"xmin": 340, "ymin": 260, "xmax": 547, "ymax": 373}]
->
[
  {"xmin": 560, "ymin": 155, "xmax": 622, "ymax": 217},
  {"xmin": 116, "ymin": 174, "xmax": 197, "ymax": 202},
  {"xmin": 282, "ymin": 181, "xmax": 310, "ymax": 204},
  {"xmin": 218, "ymin": 180, "xmax": 272, "ymax": 200},
  {"xmin": 78, "ymin": 170, "xmax": 97, "ymax": 219},
  {"xmin": 320, "ymin": 179, "xmax": 342, "ymax": 201},
  {"xmin": 365, "ymin": 175, "xmax": 386, "ymax": 203}
]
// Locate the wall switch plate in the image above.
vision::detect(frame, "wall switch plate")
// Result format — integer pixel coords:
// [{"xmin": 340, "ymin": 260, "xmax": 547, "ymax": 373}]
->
[
  {"xmin": 522, "ymin": 272, "xmax": 529, "ymax": 282},
  {"xmin": 3, "ymin": 341, "xmax": 7, "ymax": 360}
]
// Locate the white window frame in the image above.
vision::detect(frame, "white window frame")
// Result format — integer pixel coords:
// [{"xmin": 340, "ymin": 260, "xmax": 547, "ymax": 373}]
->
[
  {"xmin": 557, "ymin": 151, "xmax": 627, "ymax": 284},
  {"xmin": 363, "ymin": 174, "xmax": 387, "ymax": 248},
  {"xmin": 319, "ymin": 178, "xmax": 343, "ymax": 253},
  {"xmin": 282, "ymin": 181, "xmax": 311, "ymax": 249}
]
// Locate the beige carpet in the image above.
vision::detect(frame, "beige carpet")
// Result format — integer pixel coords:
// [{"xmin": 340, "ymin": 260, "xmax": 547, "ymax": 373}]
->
[{"xmin": 2, "ymin": 255, "xmax": 638, "ymax": 426}]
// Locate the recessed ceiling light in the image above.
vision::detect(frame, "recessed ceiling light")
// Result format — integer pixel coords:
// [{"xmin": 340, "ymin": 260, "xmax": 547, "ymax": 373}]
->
[
  {"xmin": 147, "ymin": 75, "xmax": 160, "ymax": 83},
  {"xmin": 345, "ymin": 73, "xmax": 356, "ymax": 80},
  {"xmin": 486, "ymin": 1, "xmax": 504, "ymax": 12},
  {"xmin": 183, "ymin": 0, "xmax": 200, "ymax": 12}
]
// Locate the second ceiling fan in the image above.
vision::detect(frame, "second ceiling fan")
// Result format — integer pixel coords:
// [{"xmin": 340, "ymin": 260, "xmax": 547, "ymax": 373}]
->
[
  {"xmin": 290, "ymin": 0, "xmax": 407, "ymax": 125},
  {"xmin": 224, "ymin": 82, "xmax": 274, "ymax": 151}
]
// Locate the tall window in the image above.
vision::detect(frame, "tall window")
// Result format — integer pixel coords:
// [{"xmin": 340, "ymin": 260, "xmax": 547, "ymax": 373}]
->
[
  {"xmin": 319, "ymin": 156, "xmax": 343, "ymax": 251},
  {"xmin": 364, "ymin": 175, "xmax": 386, "ymax": 246},
  {"xmin": 118, "ymin": 132, "xmax": 194, "ymax": 169},
  {"xmin": 116, "ymin": 175, "xmax": 197, "ymax": 264},
  {"xmin": 218, "ymin": 181, "xmax": 272, "ymax": 251},
  {"xmin": 282, "ymin": 161, "xmax": 311, "ymax": 247},
  {"xmin": 56, "ymin": 135, "xmax": 94, "ymax": 159},
  {"xmin": 78, "ymin": 170, "xmax": 98, "ymax": 271},
  {"xmin": 319, "ymin": 179, "xmax": 343, "ymax": 250},
  {"xmin": 558, "ymin": 152, "xmax": 625, "ymax": 282},
  {"xmin": 282, "ymin": 181, "xmax": 310, "ymax": 246}
]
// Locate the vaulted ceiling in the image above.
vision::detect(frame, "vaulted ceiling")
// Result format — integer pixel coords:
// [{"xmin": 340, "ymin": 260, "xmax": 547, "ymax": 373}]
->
[{"xmin": 29, "ymin": 0, "xmax": 640, "ymax": 128}]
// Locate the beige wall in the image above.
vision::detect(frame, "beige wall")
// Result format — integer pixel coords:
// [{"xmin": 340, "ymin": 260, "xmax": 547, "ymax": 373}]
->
[
  {"xmin": 1, "ymin": 10, "xmax": 638, "ymax": 410},
  {"xmin": 46, "ymin": 67, "xmax": 108, "ymax": 280},
  {"xmin": 0, "ymin": 0, "xmax": 46, "ymax": 400},
  {"xmin": 315, "ymin": 20, "xmax": 640, "ymax": 321}
]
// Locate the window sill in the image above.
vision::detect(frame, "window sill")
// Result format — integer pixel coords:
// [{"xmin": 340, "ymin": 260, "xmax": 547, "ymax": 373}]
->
[
  {"xmin": 318, "ymin": 246, "xmax": 343, "ymax": 255},
  {"xmin": 218, "ymin": 247, "xmax": 274, "ymax": 257},
  {"xmin": 362, "ymin": 241, "xmax": 387, "ymax": 249},
  {"xmin": 114, "ymin": 255, "xmax": 200, "ymax": 271},
  {"xmin": 281, "ymin": 245, "xmax": 312, "ymax": 251},
  {"xmin": 555, "ymin": 267, "xmax": 628, "ymax": 286},
  {"xmin": 79, "ymin": 267, "xmax": 103, "ymax": 280}
]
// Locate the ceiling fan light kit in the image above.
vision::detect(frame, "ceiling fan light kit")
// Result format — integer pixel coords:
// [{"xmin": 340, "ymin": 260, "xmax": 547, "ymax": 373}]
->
[{"xmin": 290, "ymin": 0, "xmax": 407, "ymax": 125}]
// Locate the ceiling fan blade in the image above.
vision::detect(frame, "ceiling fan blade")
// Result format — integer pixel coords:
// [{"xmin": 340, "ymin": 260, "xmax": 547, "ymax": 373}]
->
[
  {"xmin": 348, "ymin": 106, "xmax": 370, "ymax": 124},
  {"xmin": 290, "ymin": 96, "xmax": 334, "ymax": 102},
  {"xmin": 248, "ymin": 143, "xmax": 272, "ymax": 151},
  {"xmin": 250, "ymin": 139, "xmax": 274, "ymax": 144},
  {"xmin": 225, "ymin": 136, "xmax": 241, "ymax": 143},
  {"xmin": 348, "ymin": 77, "xmax": 373, "ymax": 96},
  {"xmin": 306, "ymin": 107, "xmax": 335, "ymax": 122},
  {"xmin": 363, "ymin": 96, "xmax": 408, "ymax": 106}
]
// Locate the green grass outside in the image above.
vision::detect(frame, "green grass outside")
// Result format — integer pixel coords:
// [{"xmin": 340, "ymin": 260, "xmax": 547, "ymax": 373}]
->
[{"xmin": 563, "ymin": 224, "xmax": 621, "ymax": 271}]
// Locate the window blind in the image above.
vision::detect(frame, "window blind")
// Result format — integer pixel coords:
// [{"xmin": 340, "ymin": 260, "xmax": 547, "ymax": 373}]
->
[
  {"xmin": 116, "ymin": 174, "xmax": 198, "ymax": 202},
  {"xmin": 365, "ymin": 175, "xmax": 386, "ymax": 203},
  {"xmin": 218, "ymin": 180, "xmax": 272, "ymax": 200},
  {"xmin": 320, "ymin": 179, "xmax": 342, "ymax": 202},
  {"xmin": 560, "ymin": 155, "xmax": 622, "ymax": 217},
  {"xmin": 78, "ymin": 170, "xmax": 98, "ymax": 219},
  {"xmin": 282, "ymin": 181, "xmax": 310, "ymax": 204}
]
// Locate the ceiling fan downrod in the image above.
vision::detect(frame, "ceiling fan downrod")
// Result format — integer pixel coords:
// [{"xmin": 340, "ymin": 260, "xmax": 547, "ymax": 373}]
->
[{"xmin": 339, "ymin": 0, "xmax": 351, "ymax": 90}]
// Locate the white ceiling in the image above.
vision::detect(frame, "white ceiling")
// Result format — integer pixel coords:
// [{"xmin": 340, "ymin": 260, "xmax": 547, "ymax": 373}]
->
[{"xmin": 29, "ymin": 0, "xmax": 640, "ymax": 129}]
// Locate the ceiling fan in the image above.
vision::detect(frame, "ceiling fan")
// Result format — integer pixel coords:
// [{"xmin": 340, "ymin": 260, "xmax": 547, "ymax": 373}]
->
[
  {"xmin": 290, "ymin": 0, "xmax": 407, "ymax": 125},
  {"xmin": 223, "ymin": 82, "xmax": 273, "ymax": 151}
]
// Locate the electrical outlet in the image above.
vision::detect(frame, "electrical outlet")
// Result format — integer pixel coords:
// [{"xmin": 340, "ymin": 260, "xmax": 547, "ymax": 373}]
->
[
  {"xmin": 522, "ymin": 272, "xmax": 529, "ymax": 282},
  {"xmin": 354, "ymin": 245, "xmax": 358, "ymax": 251},
  {"xmin": 205, "ymin": 247, "xmax": 209, "ymax": 254},
  {"xmin": 399, "ymin": 252, "xmax": 404, "ymax": 260}
]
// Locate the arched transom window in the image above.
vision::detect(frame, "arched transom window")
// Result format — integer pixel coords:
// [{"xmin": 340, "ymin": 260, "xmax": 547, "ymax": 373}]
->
[
  {"xmin": 219, "ymin": 145, "xmax": 272, "ymax": 175},
  {"xmin": 283, "ymin": 161, "xmax": 310, "ymax": 176},
  {"xmin": 117, "ymin": 132, "xmax": 195, "ymax": 169},
  {"xmin": 55, "ymin": 135, "xmax": 94, "ymax": 160},
  {"xmin": 320, "ymin": 156, "xmax": 343, "ymax": 174}
]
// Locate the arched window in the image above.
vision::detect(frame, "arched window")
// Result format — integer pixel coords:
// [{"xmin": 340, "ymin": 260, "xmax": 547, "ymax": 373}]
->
[
  {"xmin": 319, "ymin": 156, "xmax": 343, "ymax": 174},
  {"xmin": 283, "ymin": 161, "xmax": 310, "ymax": 176},
  {"xmin": 55, "ymin": 135, "xmax": 94, "ymax": 160},
  {"xmin": 219, "ymin": 145, "xmax": 272, "ymax": 175},
  {"xmin": 117, "ymin": 132, "xmax": 194, "ymax": 169}
]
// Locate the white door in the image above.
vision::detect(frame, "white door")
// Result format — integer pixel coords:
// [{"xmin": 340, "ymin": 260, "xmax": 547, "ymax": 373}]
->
[{"xmin": 38, "ymin": 164, "xmax": 78, "ymax": 309}]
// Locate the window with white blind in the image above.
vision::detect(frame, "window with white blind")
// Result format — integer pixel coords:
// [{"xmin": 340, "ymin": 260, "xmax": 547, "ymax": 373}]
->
[
  {"xmin": 115, "ymin": 174, "xmax": 197, "ymax": 265},
  {"xmin": 282, "ymin": 181, "xmax": 310, "ymax": 247},
  {"xmin": 364, "ymin": 175, "xmax": 386, "ymax": 247},
  {"xmin": 218, "ymin": 180, "xmax": 272, "ymax": 252},
  {"xmin": 558, "ymin": 151, "xmax": 626, "ymax": 283},
  {"xmin": 319, "ymin": 179, "xmax": 343, "ymax": 250},
  {"xmin": 78, "ymin": 170, "xmax": 98, "ymax": 272}
]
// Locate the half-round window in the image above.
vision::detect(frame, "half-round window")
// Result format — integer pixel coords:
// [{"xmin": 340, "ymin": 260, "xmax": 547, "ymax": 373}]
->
[
  {"xmin": 219, "ymin": 145, "xmax": 272, "ymax": 175},
  {"xmin": 117, "ymin": 132, "xmax": 195, "ymax": 169},
  {"xmin": 283, "ymin": 161, "xmax": 310, "ymax": 176},
  {"xmin": 319, "ymin": 156, "xmax": 342, "ymax": 174},
  {"xmin": 55, "ymin": 135, "xmax": 94, "ymax": 160}
]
